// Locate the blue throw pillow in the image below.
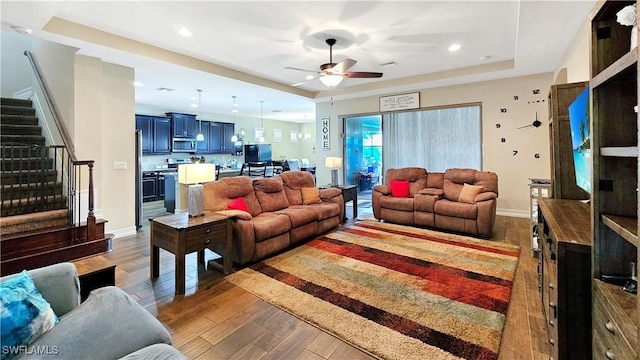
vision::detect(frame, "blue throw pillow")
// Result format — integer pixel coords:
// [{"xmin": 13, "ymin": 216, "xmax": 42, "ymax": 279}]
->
[{"xmin": 0, "ymin": 270, "xmax": 59, "ymax": 360}]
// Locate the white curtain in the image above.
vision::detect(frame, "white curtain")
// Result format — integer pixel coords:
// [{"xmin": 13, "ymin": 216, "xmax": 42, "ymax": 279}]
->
[{"xmin": 382, "ymin": 105, "xmax": 482, "ymax": 172}]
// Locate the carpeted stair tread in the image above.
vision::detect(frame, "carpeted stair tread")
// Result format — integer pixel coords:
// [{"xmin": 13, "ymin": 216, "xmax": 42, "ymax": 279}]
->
[
  {"xmin": 0, "ymin": 98, "xmax": 33, "ymax": 107},
  {"xmin": 0, "ymin": 209, "xmax": 68, "ymax": 236},
  {"xmin": 1, "ymin": 105, "xmax": 35, "ymax": 116},
  {"xmin": 0, "ymin": 135, "xmax": 45, "ymax": 146},
  {"xmin": 1, "ymin": 114, "xmax": 39, "ymax": 126},
  {"xmin": 1, "ymin": 124, "xmax": 42, "ymax": 135}
]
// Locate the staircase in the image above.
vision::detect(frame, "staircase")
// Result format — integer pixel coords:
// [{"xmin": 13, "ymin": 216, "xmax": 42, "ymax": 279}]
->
[
  {"xmin": 1, "ymin": 97, "xmax": 112, "ymax": 275},
  {"xmin": 1, "ymin": 98, "xmax": 66, "ymax": 218}
]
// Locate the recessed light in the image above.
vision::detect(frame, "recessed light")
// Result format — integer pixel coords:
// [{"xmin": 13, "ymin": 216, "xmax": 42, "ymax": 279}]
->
[
  {"xmin": 448, "ymin": 44, "xmax": 461, "ymax": 52},
  {"xmin": 178, "ymin": 28, "xmax": 192, "ymax": 37},
  {"xmin": 305, "ymin": 75, "xmax": 314, "ymax": 80},
  {"xmin": 133, "ymin": 82, "xmax": 144, "ymax": 87},
  {"xmin": 11, "ymin": 26, "xmax": 32, "ymax": 35},
  {"xmin": 232, "ymin": 109, "xmax": 238, "ymax": 113},
  {"xmin": 190, "ymin": 103, "xmax": 198, "ymax": 108}
]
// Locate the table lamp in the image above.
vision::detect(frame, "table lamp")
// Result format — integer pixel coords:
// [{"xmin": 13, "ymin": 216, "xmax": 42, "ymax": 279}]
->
[
  {"xmin": 325, "ymin": 157, "xmax": 342, "ymax": 187},
  {"xmin": 178, "ymin": 163, "xmax": 216, "ymax": 217}
]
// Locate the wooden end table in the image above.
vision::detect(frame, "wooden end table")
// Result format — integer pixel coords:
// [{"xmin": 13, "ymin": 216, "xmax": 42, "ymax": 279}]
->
[
  {"xmin": 72, "ymin": 256, "xmax": 116, "ymax": 301},
  {"xmin": 321, "ymin": 184, "xmax": 358, "ymax": 222},
  {"xmin": 150, "ymin": 211, "xmax": 232, "ymax": 295}
]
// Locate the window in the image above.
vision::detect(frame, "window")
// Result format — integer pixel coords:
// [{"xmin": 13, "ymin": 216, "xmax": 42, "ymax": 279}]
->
[{"xmin": 382, "ymin": 104, "xmax": 482, "ymax": 172}]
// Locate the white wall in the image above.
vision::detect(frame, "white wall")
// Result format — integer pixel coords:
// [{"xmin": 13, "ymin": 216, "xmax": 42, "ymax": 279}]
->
[
  {"xmin": 1, "ymin": 31, "xmax": 31, "ymax": 97},
  {"xmin": 554, "ymin": 19, "xmax": 591, "ymax": 84},
  {"xmin": 316, "ymin": 73, "xmax": 555, "ymax": 216}
]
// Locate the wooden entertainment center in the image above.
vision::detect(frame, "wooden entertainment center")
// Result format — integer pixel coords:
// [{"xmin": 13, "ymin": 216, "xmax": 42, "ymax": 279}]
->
[{"xmin": 590, "ymin": 1, "xmax": 639, "ymax": 359}]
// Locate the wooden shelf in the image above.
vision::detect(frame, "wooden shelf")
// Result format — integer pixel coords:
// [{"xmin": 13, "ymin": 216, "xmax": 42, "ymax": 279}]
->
[
  {"xmin": 600, "ymin": 146, "xmax": 639, "ymax": 157},
  {"xmin": 594, "ymin": 279, "xmax": 638, "ymax": 347},
  {"xmin": 602, "ymin": 214, "xmax": 639, "ymax": 247},
  {"xmin": 591, "ymin": 50, "xmax": 638, "ymax": 89}
]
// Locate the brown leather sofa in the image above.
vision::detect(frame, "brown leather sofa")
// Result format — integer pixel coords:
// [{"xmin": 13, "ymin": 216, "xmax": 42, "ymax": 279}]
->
[
  {"xmin": 372, "ymin": 167, "xmax": 498, "ymax": 237},
  {"xmin": 202, "ymin": 171, "xmax": 344, "ymax": 265}
]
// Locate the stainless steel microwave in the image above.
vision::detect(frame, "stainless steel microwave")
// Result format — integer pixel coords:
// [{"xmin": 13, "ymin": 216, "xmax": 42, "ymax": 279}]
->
[{"xmin": 172, "ymin": 138, "xmax": 196, "ymax": 152}]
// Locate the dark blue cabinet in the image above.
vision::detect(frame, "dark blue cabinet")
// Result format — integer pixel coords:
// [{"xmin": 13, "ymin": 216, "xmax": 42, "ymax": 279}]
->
[
  {"xmin": 136, "ymin": 115, "xmax": 171, "ymax": 155},
  {"xmin": 166, "ymin": 112, "xmax": 197, "ymax": 138}
]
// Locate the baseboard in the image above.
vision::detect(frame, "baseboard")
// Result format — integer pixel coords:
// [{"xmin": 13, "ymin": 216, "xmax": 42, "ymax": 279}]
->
[
  {"xmin": 497, "ymin": 208, "xmax": 529, "ymax": 218},
  {"xmin": 110, "ymin": 226, "xmax": 137, "ymax": 239},
  {"xmin": 13, "ymin": 88, "xmax": 33, "ymax": 100}
]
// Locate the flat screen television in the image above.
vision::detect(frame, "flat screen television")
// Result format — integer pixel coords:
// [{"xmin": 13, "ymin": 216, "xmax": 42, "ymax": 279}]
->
[{"xmin": 568, "ymin": 86, "xmax": 591, "ymax": 194}]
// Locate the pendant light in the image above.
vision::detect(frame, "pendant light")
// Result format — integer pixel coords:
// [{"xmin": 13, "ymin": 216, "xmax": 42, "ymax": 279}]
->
[
  {"xmin": 258, "ymin": 100, "xmax": 265, "ymax": 143},
  {"xmin": 195, "ymin": 89, "xmax": 204, "ymax": 141},
  {"xmin": 231, "ymin": 96, "xmax": 239, "ymax": 142}
]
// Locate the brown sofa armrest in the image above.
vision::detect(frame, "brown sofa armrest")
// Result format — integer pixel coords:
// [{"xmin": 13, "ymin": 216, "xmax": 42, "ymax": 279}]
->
[
  {"xmin": 475, "ymin": 192, "xmax": 497, "ymax": 202},
  {"xmin": 319, "ymin": 187, "xmax": 342, "ymax": 199},
  {"xmin": 373, "ymin": 184, "xmax": 390, "ymax": 195},
  {"xmin": 418, "ymin": 188, "xmax": 444, "ymax": 198}
]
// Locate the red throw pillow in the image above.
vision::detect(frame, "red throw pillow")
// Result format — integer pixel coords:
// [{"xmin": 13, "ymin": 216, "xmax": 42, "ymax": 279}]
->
[
  {"xmin": 227, "ymin": 197, "xmax": 249, "ymax": 212},
  {"xmin": 390, "ymin": 180, "xmax": 410, "ymax": 197}
]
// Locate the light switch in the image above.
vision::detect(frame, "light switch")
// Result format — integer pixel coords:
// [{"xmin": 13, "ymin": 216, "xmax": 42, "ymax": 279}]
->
[{"xmin": 113, "ymin": 161, "xmax": 127, "ymax": 170}]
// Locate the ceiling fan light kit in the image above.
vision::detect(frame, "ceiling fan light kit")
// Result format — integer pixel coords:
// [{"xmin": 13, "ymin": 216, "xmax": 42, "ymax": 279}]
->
[
  {"xmin": 319, "ymin": 74, "xmax": 344, "ymax": 87},
  {"xmin": 287, "ymin": 38, "xmax": 383, "ymax": 88}
]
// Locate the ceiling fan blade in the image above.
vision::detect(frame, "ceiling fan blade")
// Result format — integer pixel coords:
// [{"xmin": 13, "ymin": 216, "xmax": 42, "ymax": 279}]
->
[
  {"xmin": 332, "ymin": 59, "xmax": 357, "ymax": 74},
  {"xmin": 344, "ymin": 71, "xmax": 383, "ymax": 78},
  {"xmin": 285, "ymin": 66, "xmax": 320, "ymax": 74},
  {"xmin": 291, "ymin": 78, "xmax": 316, "ymax": 87}
]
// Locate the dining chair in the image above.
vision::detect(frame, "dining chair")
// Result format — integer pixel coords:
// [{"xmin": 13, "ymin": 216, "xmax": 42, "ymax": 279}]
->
[{"xmin": 247, "ymin": 161, "xmax": 266, "ymax": 177}]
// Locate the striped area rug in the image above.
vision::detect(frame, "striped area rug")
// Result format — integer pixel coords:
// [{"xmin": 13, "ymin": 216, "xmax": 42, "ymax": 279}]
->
[{"xmin": 227, "ymin": 220, "xmax": 520, "ymax": 360}]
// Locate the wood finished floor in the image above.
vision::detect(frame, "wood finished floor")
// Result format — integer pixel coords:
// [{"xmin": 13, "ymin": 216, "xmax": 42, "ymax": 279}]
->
[{"xmin": 103, "ymin": 213, "xmax": 549, "ymax": 360}]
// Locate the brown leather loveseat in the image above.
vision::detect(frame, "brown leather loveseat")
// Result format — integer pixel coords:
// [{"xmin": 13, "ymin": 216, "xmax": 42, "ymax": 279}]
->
[
  {"xmin": 202, "ymin": 171, "xmax": 344, "ymax": 265},
  {"xmin": 372, "ymin": 167, "xmax": 498, "ymax": 237}
]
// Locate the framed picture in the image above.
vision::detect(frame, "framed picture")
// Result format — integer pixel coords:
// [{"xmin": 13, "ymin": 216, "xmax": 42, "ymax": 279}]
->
[
  {"xmin": 379, "ymin": 92, "xmax": 420, "ymax": 112},
  {"xmin": 290, "ymin": 130, "xmax": 298, "ymax": 142},
  {"xmin": 254, "ymin": 127, "xmax": 264, "ymax": 141},
  {"xmin": 273, "ymin": 129, "xmax": 282, "ymax": 142}
]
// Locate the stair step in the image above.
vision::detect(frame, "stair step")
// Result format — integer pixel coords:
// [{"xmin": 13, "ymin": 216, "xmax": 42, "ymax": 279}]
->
[
  {"xmin": 1, "ymin": 157, "xmax": 54, "ymax": 171},
  {"xmin": 1, "ymin": 124, "xmax": 42, "ymax": 136},
  {"xmin": 1, "ymin": 169, "xmax": 58, "ymax": 185},
  {"xmin": 1, "ymin": 182, "xmax": 64, "ymax": 201},
  {"xmin": 1, "ymin": 98, "xmax": 33, "ymax": 108},
  {"xmin": 1, "ymin": 105, "xmax": 35, "ymax": 116},
  {"xmin": 1, "ymin": 114, "xmax": 39, "ymax": 126},
  {"xmin": 0, "ymin": 209, "xmax": 68, "ymax": 236},
  {"xmin": 0, "ymin": 135, "xmax": 45, "ymax": 146},
  {"xmin": 0, "ymin": 145, "xmax": 49, "ymax": 159},
  {"xmin": 1, "ymin": 196, "xmax": 67, "ymax": 217}
]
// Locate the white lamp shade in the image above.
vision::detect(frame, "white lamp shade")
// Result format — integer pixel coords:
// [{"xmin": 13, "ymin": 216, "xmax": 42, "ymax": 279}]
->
[
  {"xmin": 325, "ymin": 157, "xmax": 343, "ymax": 168},
  {"xmin": 319, "ymin": 74, "xmax": 344, "ymax": 87},
  {"xmin": 178, "ymin": 163, "xmax": 216, "ymax": 184}
]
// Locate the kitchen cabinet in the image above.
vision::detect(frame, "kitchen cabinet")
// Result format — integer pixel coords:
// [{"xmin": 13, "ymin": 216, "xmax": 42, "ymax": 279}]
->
[
  {"xmin": 142, "ymin": 172, "xmax": 157, "ymax": 202},
  {"xmin": 197, "ymin": 121, "xmax": 235, "ymax": 154},
  {"xmin": 153, "ymin": 117, "xmax": 171, "ymax": 154},
  {"xmin": 166, "ymin": 112, "xmax": 197, "ymax": 138},
  {"xmin": 135, "ymin": 115, "xmax": 171, "ymax": 155}
]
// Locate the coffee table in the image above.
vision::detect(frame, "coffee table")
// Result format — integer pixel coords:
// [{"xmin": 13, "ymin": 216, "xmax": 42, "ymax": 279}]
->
[{"xmin": 150, "ymin": 211, "xmax": 232, "ymax": 295}]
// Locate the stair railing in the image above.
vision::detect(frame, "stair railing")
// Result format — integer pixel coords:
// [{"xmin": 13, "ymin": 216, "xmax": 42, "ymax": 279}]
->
[{"xmin": 19, "ymin": 50, "xmax": 96, "ymax": 239}]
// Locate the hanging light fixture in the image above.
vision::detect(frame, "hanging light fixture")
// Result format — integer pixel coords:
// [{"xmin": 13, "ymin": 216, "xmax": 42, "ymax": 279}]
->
[
  {"xmin": 231, "ymin": 96, "xmax": 239, "ymax": 142},
  {"xmin": 195, "ymin": 89, "xmax": 204, "ymax": 141},
  {"xmin": 258, "ymin": 100, "xmax": 265, "ymax": 143},
  {"xmin": 319, "ymin": 74, "xmax": 344, "ymax": 87}
]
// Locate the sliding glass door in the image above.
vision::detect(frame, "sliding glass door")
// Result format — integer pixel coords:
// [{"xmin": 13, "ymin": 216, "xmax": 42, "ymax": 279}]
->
[{"xmin": 344, "ymin": 115, "xmax": 382, "ymax": 194}]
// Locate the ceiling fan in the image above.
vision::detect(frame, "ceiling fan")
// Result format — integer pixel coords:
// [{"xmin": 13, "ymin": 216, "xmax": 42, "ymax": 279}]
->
[{"xmin": 285, "ymin": 38, "xmax": 383, "ymax": 87}]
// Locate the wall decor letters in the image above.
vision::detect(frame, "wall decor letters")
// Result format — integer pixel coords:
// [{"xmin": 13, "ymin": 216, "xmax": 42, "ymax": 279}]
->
[
  {"xmin": 321, "ymin": 117, "xmax": 330, "ymax": 150},
  {"xmin": 379, "ymin": 92, "xmax": 420, "ymax": 112}
]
